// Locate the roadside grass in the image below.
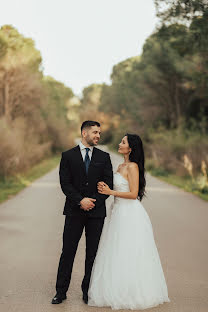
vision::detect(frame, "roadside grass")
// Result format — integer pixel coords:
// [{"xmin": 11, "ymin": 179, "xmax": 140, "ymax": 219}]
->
[
  {"xmin": 148, "ymin": 167, "xmax": 208, "ymax": 201},
  {"xmin": 0, "ymin": 154, "xmax": 60, "ymax": 204}
]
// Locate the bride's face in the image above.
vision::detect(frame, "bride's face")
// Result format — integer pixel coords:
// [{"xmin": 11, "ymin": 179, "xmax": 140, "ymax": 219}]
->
[{"xmin": 118, "ymin": 136, "xmax": 131, "ymax": 155}]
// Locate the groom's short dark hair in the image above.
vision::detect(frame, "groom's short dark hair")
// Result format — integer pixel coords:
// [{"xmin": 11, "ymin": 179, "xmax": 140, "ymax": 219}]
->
[{"xmin": 81, "ymin": 120, "xmax": 100, "ymax": 132}]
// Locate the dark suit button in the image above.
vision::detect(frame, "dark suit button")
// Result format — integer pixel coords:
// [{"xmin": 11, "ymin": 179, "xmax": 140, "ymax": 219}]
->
[{"xmin": 86, "ymin": 182, "xmax": 88, "ymax": 186}]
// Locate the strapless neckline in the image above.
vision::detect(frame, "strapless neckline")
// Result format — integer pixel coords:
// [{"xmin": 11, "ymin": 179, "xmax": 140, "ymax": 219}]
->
[{"xmin": 115, "ymin": 171, "xmax": 129, "ymax": 183}]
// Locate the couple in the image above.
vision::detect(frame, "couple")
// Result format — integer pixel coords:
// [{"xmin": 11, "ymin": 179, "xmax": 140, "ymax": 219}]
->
[{"xmin": 51, "ymin": 120, "xmax": 170, "ymax": 310}]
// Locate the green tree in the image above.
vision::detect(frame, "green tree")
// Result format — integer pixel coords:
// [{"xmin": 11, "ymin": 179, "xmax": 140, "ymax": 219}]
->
[{"xmin": 154, "ymin": 0, "xmax": 208, "ymax": 23}]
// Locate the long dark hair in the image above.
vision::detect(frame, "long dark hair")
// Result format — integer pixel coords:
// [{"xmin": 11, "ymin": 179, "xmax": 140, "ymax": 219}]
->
[{"xmin": 125, "ymin": 133, "xmax": 146, "ymax": 201}]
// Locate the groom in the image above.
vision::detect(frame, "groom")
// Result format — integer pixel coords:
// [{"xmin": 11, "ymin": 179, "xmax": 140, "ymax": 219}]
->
[{"xmin": 52, "ymin": 120, "xmax": 113, "ymax": 304}]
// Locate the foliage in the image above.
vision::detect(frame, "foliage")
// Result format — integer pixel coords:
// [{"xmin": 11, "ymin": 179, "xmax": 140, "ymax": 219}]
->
[
  {"xmin": 0, "ymin": 25, "xmax": 74, "ymax": 178},
  {"xmin": 154, "ymin": 0, "xmax": 208, "ymax": 23}
]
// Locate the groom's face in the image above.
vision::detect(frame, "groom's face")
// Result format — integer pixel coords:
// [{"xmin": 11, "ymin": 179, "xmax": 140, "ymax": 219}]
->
[{"xmin": 83, "ymin": 125, "xmax": 101, "ymax": 146}]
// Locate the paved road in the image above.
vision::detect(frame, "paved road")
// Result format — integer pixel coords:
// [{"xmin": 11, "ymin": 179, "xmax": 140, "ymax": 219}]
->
[{"xmin": 0, "ymin": 145, "xmax": 208, "ymax": 312}]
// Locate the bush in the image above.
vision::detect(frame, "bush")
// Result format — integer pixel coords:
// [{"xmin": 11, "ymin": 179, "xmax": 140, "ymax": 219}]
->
[
  {"xmin": 145, "ymin": 127, "xmax": 208, "ymax": 177},
  {"xmin": 0, "ymin": 117, "xmax": 52, "ymax": 177}
]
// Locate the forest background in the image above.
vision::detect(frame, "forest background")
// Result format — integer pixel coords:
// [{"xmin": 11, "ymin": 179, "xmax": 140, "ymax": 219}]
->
[{"xmin": 0, "ymin": 0, "xmax": 207, "ymax": 201}]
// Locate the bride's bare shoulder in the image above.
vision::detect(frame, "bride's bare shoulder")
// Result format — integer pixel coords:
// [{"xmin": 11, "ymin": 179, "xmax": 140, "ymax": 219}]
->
[
  {"xmin": 127, "ymin": 163, "xmax": 139, "ymax": 183},
  {"xmin": 127, "ymin": 162, "xmax": 139, "ymax": 172}
]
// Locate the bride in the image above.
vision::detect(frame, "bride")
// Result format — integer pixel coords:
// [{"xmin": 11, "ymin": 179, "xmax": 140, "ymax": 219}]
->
[{"xmin": 88, "ymin": 134, "xmax": 170, "ymax": 310}]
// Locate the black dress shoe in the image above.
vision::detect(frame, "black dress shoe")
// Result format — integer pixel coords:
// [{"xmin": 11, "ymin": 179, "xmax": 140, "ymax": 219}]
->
[
  {"xmin": 51, "ymin": 294, "xmax": 67, "ymax": 304},
  {"xmin": 82, "ymin": 293, "xmax": 88, "ymax": 304}
]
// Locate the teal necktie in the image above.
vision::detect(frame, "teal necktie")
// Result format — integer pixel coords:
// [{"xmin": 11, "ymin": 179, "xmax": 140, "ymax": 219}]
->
[{"xmin": 84, "ymin": 148, "xmax": 90, "ymax": 174}]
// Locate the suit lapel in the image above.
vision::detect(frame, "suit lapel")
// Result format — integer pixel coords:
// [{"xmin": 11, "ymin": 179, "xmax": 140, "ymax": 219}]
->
[
  {"xmin": 74, "ymin": 145, "xmax": 86, "ymax": 175},
  {"xmin": 88, "ymin": 147, "xmax": 98, "ymax": 174}
]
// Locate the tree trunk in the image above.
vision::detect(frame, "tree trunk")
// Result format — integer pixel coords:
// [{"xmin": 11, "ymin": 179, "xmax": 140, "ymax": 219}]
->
[
  {"xmin": 175, "ymin": 83, "xmax": 182, "ymax": 127},
  {"xmin": 4, "ymin": 78, "xmax": 11, "ymax": 124}
]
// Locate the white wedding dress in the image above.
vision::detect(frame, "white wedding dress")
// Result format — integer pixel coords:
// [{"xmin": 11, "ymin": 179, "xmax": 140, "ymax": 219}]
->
[{"xmin": 88, "ymin": 172, "xmax": 170, "ymax": 310}]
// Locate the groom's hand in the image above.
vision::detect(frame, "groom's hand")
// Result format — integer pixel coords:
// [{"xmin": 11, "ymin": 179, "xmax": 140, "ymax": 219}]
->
[{"xmin": 80, "ymin": 198, "xmax": 96, "ymax": 211}]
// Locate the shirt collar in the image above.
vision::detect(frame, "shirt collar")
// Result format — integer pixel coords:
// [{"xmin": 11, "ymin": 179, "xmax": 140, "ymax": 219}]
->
[{"xmin": 79, "ymin": 141, "xmax": 94, "ymax": 152}]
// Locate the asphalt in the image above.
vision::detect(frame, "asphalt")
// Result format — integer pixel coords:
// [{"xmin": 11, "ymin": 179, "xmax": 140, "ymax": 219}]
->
[{"xmin": 0, "ymin": 145, "xmax": 208, "ymax": 312}]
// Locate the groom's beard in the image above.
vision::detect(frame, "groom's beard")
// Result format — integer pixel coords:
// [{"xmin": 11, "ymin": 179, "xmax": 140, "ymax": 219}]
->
[{"xmin": 86, "ymin": 136, "xmax": 99, "ymax": 146}]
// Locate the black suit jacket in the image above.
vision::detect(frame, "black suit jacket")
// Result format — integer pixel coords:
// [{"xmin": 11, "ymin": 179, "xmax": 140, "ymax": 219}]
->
[{"xmin": 59, "ymin": 145, "xmax": 113, "ymax": 218}]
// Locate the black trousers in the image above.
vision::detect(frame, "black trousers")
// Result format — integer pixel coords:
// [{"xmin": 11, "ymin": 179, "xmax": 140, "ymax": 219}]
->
[{"xmin": 55, "ymin": 215, "xmax": 105, "ymax": 296}]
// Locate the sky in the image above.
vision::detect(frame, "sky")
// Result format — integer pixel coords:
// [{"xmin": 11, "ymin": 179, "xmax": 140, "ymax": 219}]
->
[{"xmin": 0, "ymin": 0, "xmax": 158, "ymax": 96}]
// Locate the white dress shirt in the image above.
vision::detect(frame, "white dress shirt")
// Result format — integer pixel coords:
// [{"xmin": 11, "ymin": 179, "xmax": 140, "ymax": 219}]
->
[{"xmin": 79, "ymin": 141, "xmax": 94, "ymax": 161}]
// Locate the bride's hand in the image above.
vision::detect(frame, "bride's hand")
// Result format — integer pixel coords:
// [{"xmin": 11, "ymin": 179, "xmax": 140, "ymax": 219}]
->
[{"xmin": 97, "ymin": 181, "xmax": 112, "ymax": 195}]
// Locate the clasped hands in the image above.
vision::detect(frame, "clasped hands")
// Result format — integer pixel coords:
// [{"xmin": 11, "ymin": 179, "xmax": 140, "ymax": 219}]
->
[
  {"xmin": 80, "ymin": 197, "xmax": 96, "ymax": 211},
  {"xmin": 80, "ymin": 181, "xmax": 112, "ymax": 211}
]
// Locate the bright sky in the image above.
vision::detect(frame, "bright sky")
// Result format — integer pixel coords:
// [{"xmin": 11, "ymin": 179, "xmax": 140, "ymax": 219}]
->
[{"xmin": 1, "ymin": 0, "xmax": 158, "ymax": 96}]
